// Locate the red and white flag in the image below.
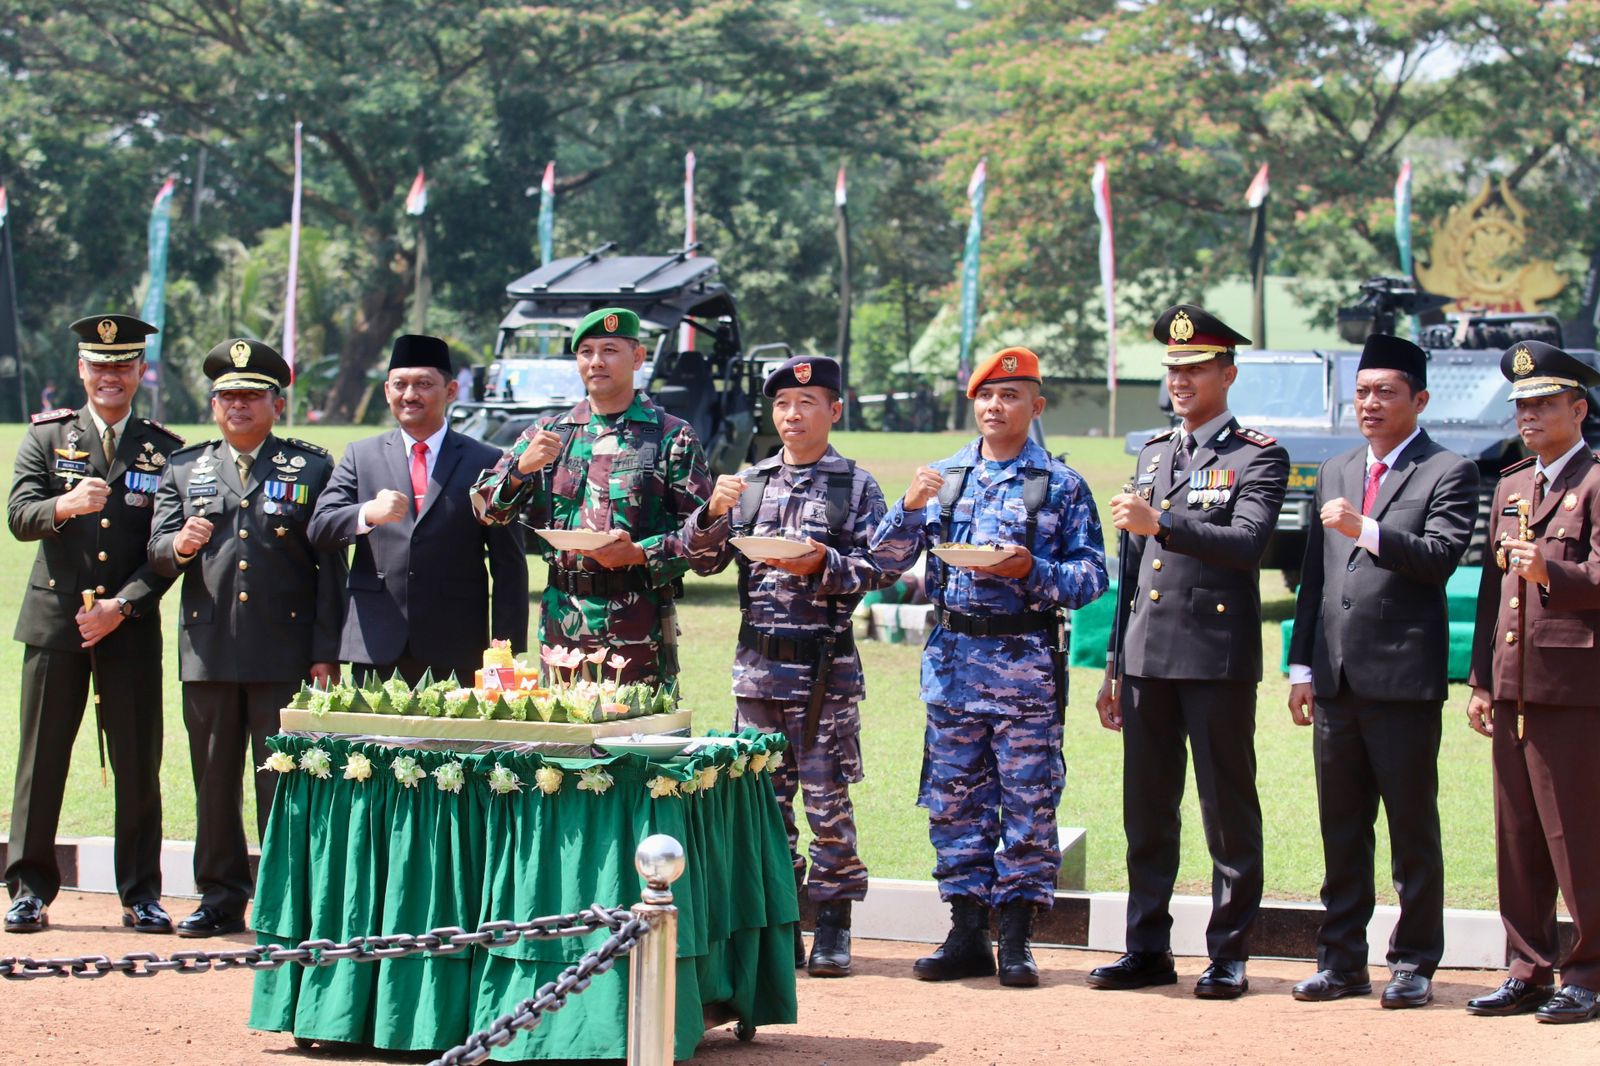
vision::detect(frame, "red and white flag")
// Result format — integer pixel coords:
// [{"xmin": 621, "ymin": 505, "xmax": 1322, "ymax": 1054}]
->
[
  {"xmin": 1091, "ymin": 157, "xmax": 1117, "ymax": 392},
  {"xmin": 835, "ymin": 164, "xmax": 847, "ymax": 208},
  {"xmin": 284, "ymin": 122, "xmax": 303, "ymax": 377},
  {"xmin": 1245, "ymin": 162, "xmax": 1270, "ymax": 208},
  {"xmin": 0, "ymin": 184, "xmax": 8, "ymax": 228},
  {"xmin": 404, "ymin": 167, "xmax": 427, "ymax": 217}
]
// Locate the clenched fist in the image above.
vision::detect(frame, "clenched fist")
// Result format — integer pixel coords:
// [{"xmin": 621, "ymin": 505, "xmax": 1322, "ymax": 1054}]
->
[
  {"xmin": 55, "ymin": 477, "xmax": 111, "ymax": 521},
  {"xmin": 1320, "ymin": 497, "xmax": 1363, "ymax": 539},
  {"xmin": 904, "ymin": 466, "xmax": 945, "ymax": 511},
  {"xmin": 516, "ymin": 429, "xmax": 565, "ymax": 476},
  {"xmin": 706, "ymin": 475, "xmax": 748, "ymax": 519},
  {"xmin": 362, "ymin": 488, "xmax": 410, "ymax": 527},
  {"xmin": 174, "ymin": 516, "xmax": 214, "ymax": 557}
]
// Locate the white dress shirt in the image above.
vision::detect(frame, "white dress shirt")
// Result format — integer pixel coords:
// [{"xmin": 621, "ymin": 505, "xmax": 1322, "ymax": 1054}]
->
[{"xmin": 358, "ymin": 423, "xmax": 449, "ymax": 533}]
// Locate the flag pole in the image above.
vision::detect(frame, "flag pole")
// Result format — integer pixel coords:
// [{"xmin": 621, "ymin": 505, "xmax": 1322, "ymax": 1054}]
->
[
  {"xmin": 283, "ymin": 121, "xmax": 303, "ymax": 427},
  {"xmin": 0, "ymin": 188, "xmax": 25, "ymax": 422},
  {"xmin": 679, "ymin": 151, "xmax": 696, "ymax": 355},
  {"xmin": 954, "ymin": 157, "xmax": 987, "ymax": 432},
  {"xmin": 834, "ymin": 164, "xmax": 851, "ymax": 431},
  {"xmin": 1245, "ymin": 163, "xmax": 1270, "ymax": 348},
  {"xmin": 406, "ymin": 167, "xmax": 429, "ymax": 335},
  {"xmin": 1091, "ymin": 158, "xmax": 1118, "ymax": 440}
]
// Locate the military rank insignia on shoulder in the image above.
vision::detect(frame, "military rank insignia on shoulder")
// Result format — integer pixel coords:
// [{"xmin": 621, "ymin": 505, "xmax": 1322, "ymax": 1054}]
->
[
  {"xmin": 1500, "ymin": 455, "xmax": 1536, "ymax": 476},
  {"xmin": 283, "ymin": 437, "xmax": 331, "ymax": 458},
  {"xmin": 142, "ymin": 418, "xmax": 186, "ymax": 446},
  {"xmin": 1236, "ymin": 427, "xmax": 1277, "ymax": 447},
  {"xmin": 169, "ymin": 440, "xmax": 219, "ymax": 461},
  {"xmin": 1144, "ymin": 428, "xmax": 1177, "ymax": 445},
  {"xmin": 30, "ymin": 408, "xmax": 73, "ymax": 425}
]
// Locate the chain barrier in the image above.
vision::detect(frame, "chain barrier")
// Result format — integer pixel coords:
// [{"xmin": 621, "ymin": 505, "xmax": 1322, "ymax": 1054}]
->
[
  {"xmin": 0, "ymin": 904, "xmax": 634, "ymax": 982},
  {"xmin": 429, "ymin": 913, "xmax": 651, "ymax": 1066}
]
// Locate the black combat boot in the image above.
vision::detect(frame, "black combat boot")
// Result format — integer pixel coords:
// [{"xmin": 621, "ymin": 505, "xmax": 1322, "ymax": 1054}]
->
[
  {"xmin": 807, "ymin": 901, "xmax": 853, "ymax": 977},
  {"xmin": 794, "ymin": 922, "xmax": 806, "ymax": 968},
  {"xmin": 996, "ymin": 900, "xmax": 1039, "ymax": 988},
  {"xmin": 913, "ymin": 896, "xmax": 995, "ymax": 981}
]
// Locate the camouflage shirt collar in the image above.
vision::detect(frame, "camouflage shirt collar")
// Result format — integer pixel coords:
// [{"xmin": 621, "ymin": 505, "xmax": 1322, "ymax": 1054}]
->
[
  {"xmin": 750, "ymin": 444, "xmax": 848, "ymax": 475},
  {"xmin": 951, "ymin": 435, "xmax": 1050, "ymax": 472},
  {"xmin": 564, "ymin": 391, "xmax": 658, "ymax": 427}
]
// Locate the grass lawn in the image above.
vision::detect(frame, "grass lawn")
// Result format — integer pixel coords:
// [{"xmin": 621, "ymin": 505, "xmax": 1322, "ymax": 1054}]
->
[{"xmin": 0, "ymin": 424, "xmax": 1497, "ymax": 908}]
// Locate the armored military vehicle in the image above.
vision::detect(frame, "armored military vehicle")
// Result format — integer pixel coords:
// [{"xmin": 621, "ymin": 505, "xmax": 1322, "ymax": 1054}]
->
[
  {"xmin": 450, "ymin": 243, "xmax": 784, "ymax": 476},
  {"xmin": 1127, "ymin": 277, "xmax": 1596, "ymax": 587}
]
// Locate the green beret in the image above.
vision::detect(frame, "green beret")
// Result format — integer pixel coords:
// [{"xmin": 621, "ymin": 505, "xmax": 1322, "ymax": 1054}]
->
[{"xmin": 572, "ymin": 307, "xmax": 641, "ymax": 350}]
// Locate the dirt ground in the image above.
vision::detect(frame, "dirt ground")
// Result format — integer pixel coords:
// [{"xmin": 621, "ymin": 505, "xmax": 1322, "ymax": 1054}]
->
[{"xmin": 1, "ymin": 893, "xmax": 1589, "ymax": 1066}]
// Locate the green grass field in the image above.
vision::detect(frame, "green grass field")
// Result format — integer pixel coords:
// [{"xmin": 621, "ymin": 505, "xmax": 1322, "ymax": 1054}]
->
[{"xmin": 0, "ymin": 425, "xmax": 1498, "ymax": 907}]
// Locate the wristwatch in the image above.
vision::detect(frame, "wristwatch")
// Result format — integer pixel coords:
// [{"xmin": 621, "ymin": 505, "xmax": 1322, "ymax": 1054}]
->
[{"xmin": 116, "ymin": 598, "xmax": 134, "ymax": 619}]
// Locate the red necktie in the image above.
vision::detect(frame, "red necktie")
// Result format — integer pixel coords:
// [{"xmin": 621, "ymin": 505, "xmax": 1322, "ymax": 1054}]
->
[
  {"xmin": 1361, "ymin": 460, "xmax": 1388, "ymax": 516},
  {"xmin": 410, "ymin": 441, "xmax": 429, "ymax": 512}
]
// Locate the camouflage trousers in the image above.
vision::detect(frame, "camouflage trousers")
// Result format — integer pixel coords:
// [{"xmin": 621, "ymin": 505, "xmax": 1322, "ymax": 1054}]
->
[
  {"xmin": 734, "ymin": 696, "xmax": 868, "ymax": 903},
  {"xmin": 919, "ymin": 702, "xmax": 1064, "ymax": 909}
]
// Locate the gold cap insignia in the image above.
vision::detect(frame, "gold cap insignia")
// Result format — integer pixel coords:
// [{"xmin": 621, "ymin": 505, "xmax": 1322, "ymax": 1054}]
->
[
  {"xmin": 1001, "ymin": 355, "xmax": 1019, "ymax": 373},
  {"xmin": 1512, "ymin": 346, "xmax": 1534, "ymax": 376},
  {"xmin": 1169, "ymin": 310, "xmax": 1195, "ymax": 344},
  {"xmin": 97, "ymin": 319, "xmax": 118, "ymax": 344},
  {"xmin": 230, "ymin": 340, "xmax": 251, "ymax": 367},
  {"xmin": 603, "ymin": 313, "xmax": 619, "ymax": 333},
  {"xmin": 794, "ymin": 361, "xmax": 812, "ymax": 384}
]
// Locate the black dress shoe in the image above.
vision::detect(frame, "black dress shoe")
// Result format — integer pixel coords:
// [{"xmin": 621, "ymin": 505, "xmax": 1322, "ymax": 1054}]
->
[
  {"xmin": 122, "ymin": 899, "xmax": 173, "ymax": 934},
  {"xmin": 1466, "ymin": 977, "xmax": 1554, "ymax": 1016},
  {"xmin": 1535, "ymin": 985, "xmax": 1600, "ymax": 1024},
  {"xmin": 5, "ymin": 895, "xmax": 48, "ymax": 933},
  {"xmin": 1194, "ymin": 958, "xmax": 1248, "ymax": 1000},
  {"xmin": 175, "ymin": 905, "xmax": 246, "ymax": 938},
  {"xmin": 1292, "ymin": 968, "xmax": 1372, "ymax": 1002},
  {"xmin": 1382, "ymin": 969, "xmax": 1433, "ymax": 1009},
  {"xmin": 1086, "ymin": 951, "xmax": 1178, "ymax": 990}
]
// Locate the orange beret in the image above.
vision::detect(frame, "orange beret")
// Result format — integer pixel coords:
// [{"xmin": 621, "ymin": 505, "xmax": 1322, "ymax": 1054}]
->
[{"xmin": 967, "ymin": 346, "xmax": 1042, "ymax": 398}]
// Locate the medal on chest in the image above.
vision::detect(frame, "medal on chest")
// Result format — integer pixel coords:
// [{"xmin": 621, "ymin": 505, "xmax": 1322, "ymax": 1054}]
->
[
  {"xmin": 54, "ymin": 430, "xmax": 91, "ymax": 486},
  {"xmin": 1185, "ymin": 468, "xmax": 1234, "ymax": 508}
]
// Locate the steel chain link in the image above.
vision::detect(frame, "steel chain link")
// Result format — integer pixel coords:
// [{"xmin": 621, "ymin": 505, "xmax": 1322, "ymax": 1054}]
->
[
  {"xmin": 429, "ymin": 913, "xmax": 650, "ymax": 1066},
  {"xmin": 0, "ymin": 905, "xmax": 633, "ymax": 982}
]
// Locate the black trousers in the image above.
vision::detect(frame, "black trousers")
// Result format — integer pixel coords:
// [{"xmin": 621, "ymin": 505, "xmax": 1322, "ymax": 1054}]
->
[
  {"xmin": 183, "ymin": 680, "xmax": 297, "ymax": 914},
  {"xmin": 353, "ymin": 652, "xmax": 447, "ymax": 689},
  {"xmin": 1312, "ymin": 685, "xmax": 1444, "ymax": 976},
  {"xmin": 1122, "ymin": 675, "xmax": 1263, "ymax": 960},
  {"xmin": 5, "ymin": 638, "xmax": 164, "ymax": 905}
]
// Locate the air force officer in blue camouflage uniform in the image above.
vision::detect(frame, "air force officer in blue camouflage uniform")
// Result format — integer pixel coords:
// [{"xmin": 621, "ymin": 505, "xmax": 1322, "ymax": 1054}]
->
[{"xmin": 871, "ymin": 346, "xmax": 1107, "ymax": 988}]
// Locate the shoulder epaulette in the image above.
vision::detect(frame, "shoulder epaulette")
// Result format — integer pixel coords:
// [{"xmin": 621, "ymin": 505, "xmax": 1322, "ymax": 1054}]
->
[
  {"xmin": 1500, "ymin": 455, "xmax": 1536, "ymax": 475},
  {"xmin": 283, "ymin": 437, "xmax": 332, "ymax": 458},
  {"xmin": 30, "ymin": 408, "xmax": 73, "ymax": 425},
  {"xmin": 142, "ymin": 418, "xmax": 185, "ymax": 446},
  {"xmin": 169, "ymin": 440, "xmax": 220, "ymax": 459},
  {"xmin": 1236, "ymin": 427, "xmax": 1277, "ymax": 447},
  {"xmin": 1143, "ymin": 428, "xmax": 1177, "ymax": 446}
]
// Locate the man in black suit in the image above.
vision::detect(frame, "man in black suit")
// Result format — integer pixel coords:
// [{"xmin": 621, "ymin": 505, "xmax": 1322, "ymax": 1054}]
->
[
  {"xmin": 149, "ymin": 338, "xmax": 347, "ymax": 937},
  {"xmin": 1286, "ymin": 334, "xmax": 1478, "ymax": 1008},
  {"xmin": 5, "ymin": 314, "xmax": 184, "ymax": 934},
  {"xmin": 1091, "ymin": 305, "xmax": 1289, "ymax": 999},
  {"xmin": 308, "ymin": 335, "xmax": 527, "ymax": 684}
]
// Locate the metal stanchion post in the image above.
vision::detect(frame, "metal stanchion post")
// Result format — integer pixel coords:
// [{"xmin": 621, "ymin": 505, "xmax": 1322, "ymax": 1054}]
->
[{"xmin": 627, "ymin": 834, "xmax": 684, "ymax": 1066}]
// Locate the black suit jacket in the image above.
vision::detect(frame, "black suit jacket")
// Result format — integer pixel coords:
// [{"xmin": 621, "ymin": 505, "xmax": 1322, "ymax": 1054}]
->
[
  {"xmin": 148, "ymin": 434, "xmax": 348, "ymax": 683},
  {"xmin": 1289, "ymin": 430, "xmax": 1478, "ymax": 702},
  {"xmin": 307, "ymin": 427, "xmax": 527, "ymax": 674}
]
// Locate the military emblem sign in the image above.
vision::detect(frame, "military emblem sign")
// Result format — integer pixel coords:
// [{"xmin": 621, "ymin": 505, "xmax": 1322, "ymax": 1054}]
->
[
  {"xmin": 231, "ymin": 340, "xmax": 251, "ymax": 367},
  {"xmin": 1001, "ymin": 354, "xmax": 1018, "ymax": 373},
  {"xmin": 97, "ymin": 319, "xmax": 118, "ymax": 344},
  {"xmin": 603, "ymin": 313, "xmax": 619, "ymax": 333},
  {"xmin": 794, "ymin": 362, "xmax": 813, "ymax": 385},
  {"xmin": 1169, "ymin": 310, "xmax": 1195, "ymax": 344},
  {"xmin": 1512, "ymin": 346, "xmax": 1534, "ymax": 376}
]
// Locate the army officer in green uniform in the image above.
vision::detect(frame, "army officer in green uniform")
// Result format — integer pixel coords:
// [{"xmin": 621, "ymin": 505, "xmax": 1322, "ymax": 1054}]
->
[
  {"xmin": 5, "ymin": 314, "xmax": 184, "ymax": 934},
  {"xmin": 149, "ymin": 339, "xmax": 346, "ymax": 937}
]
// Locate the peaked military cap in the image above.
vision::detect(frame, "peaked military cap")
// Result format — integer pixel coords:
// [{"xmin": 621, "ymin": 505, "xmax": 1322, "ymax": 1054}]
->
[
  {"xmin": 1502, "ymin": 340, "xmax": 1600, "ymax": 401},
  {"xmin": 204, "ymin": 338, "xmax": 292, "ymax": 392},
  {"xmin": 1153, "ymin": 304, "xmax": 1251, "ymax": 366},
  {"xmin": 1357, "ymin": 333, "xmax": 1428, "ymax": 387},
  {"xmin": 70, "ymin": 314, "xmax": 157, "ymax": 363},
  {"xmin": 967, "ymin": 346, "xmax": 1042, "ymax": 398},
  {"xmin": 764, "ymin": 354, "xmax": 841, "ymax": 396},
  {"xmin": 572, "ymin": 307, "xmax": 641, "ymax": 350},
  {"xmin": 388, "ymin": 334, "xmax": 452, "ymax": 375}
]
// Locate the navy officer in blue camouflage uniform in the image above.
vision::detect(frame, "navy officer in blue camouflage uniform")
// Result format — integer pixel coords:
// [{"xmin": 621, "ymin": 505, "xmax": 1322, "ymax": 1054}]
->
[
  {"xmin": 1091, "ymin": 305, "xmax": 1289, "ymax": 1000},
  {"xmin": 872, "ymin": 346, "xmax": 1107, "ymax": 988},
  {"xmin": 683, "ymin": 354, "xmax": 889, "ymax": 978}
]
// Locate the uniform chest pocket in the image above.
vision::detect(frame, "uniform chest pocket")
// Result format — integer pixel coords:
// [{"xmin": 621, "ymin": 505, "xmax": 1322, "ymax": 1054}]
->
[
  {"xmin": 1532, "ymin": 617, "xmax": 1594, "ymax": 648},
  {"xmin": 1542, "ymin": 524, "xmax": 1586, "ymax": 561},
  {"xmin": 550, "ymin": 459, "xmax": 584, "ymax": 501},
  {"xmin": 1191, "ymin": 587, "xmax": 1239, "ymax": 625}
]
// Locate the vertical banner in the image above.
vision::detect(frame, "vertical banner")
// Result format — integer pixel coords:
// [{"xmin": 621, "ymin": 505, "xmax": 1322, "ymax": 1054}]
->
[
  {"xmin": 679, "ymin": 150, "xmax": 696, "ymax": 354},
  {"xmin": 284, "ymin": 122, "xmax": 304, "ymax": 384},
  {"xmin": 1245, "ymin": 162, "xmax": 1270, "ymax": 347},
  {"xmin": 1394, "ymin": 158, "xmax": 1418, "ymax": 339},
  {"xmin": 538, "ymin": 161, "xmax": 555, "ymax": 266},
  {"xmin": 834, "ymin": 163, "xmax": 852, "ymax": 429},
  {"xmin": 139, "ymin": 177, "xmax": 177, "ymax": 418},
  {"xmin": 1091, "ymin": 157, "xmax": 1118, "ymax": 437},
  {"xmin": 406, "ymin": 167, "xmax": 429, "ymax": 335},
  {"xmin": 955, "ymin": 157, "xmax": 986, "ymax": 430},
  {"xmin": 0, "ymin": 185, "xmax": 25, "ymax": 420}
]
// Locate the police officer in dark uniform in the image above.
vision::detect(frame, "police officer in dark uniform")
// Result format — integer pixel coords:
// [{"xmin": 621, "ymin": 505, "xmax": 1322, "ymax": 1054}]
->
[
  {"xmin": 149, "ymin": 339, "xmax": 346, "ymax": 937},
  {"xmin": 1091, "ymin": 305, "xmax": 1288, "ymax": 998},
  {"xmin": 5, "ymin": 314, "xmax": 184, "ymax": 934}
]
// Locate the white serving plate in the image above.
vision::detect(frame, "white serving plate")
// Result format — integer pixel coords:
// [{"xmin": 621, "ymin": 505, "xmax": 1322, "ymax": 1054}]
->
[
  {"xmin": 730, "ymin": 535, "xmax": 815, "ymax": 561},
  {"xmin": 533, "ymin": 528, "xmax": 619, "ymax": 551},
  {"xmin": 930, "ymin": 545, "xmax": 1012, "ymax": 568},
  {"xmin": 597, "ymin": 734, "xmax": 697, "ymax": 758}
]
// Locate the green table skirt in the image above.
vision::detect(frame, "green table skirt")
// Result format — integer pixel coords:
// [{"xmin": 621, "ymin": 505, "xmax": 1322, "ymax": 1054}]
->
[{"xmin": 248, "ymin": 731, "xmax": 799, "ymax": 1059}]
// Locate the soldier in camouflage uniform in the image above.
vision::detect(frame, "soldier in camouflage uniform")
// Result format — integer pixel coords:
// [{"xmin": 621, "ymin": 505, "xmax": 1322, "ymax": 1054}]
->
[
  {"xmin": 683, "ymin": 355, "xmax": 889, "ymax": 978},
  {"xmin": 871, "ymin": 347, "xmax": 1107, "ymax": 988},
  {"xmin": 473, "ymin": 308, "xmax": 710, "ymax": 685}
]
